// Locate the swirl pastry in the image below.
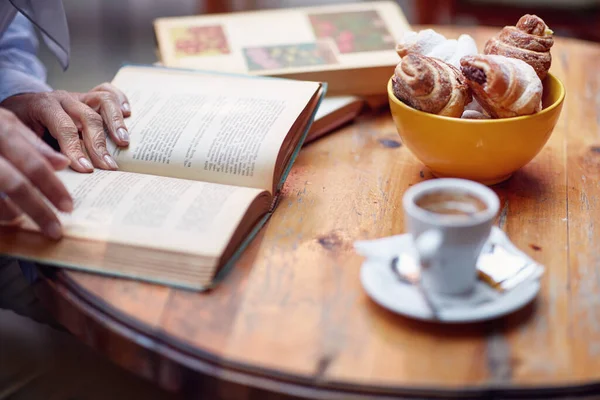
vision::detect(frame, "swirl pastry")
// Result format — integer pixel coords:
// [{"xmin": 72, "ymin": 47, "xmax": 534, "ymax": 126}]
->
[
  {"xmin": 483, "ymin": 14, "xmax": 554, "ymax": 80},
  {"xmin": 392, "ymin": 53, "xmax": 472, "ymax": 118},
  {"xmin": 460, "ymin": 54, "xmax": 543, "ymax": 119}
]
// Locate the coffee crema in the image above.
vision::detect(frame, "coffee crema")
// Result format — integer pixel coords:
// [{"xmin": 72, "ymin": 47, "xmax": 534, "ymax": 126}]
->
[{"xmin": 415, "ymin": 190, "xmax": 488, "ymax": 217}]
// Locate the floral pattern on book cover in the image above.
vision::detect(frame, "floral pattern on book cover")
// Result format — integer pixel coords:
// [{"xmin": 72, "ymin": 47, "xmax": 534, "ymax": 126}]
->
[
  {"xmin": 242, "ymin": 41, "xmax": 339, "ymax": 71},
  {"xmin": 170, "ymin": 25, "xmax": 230, "ymax": 57},
  {"xmin": 308, "ymin": 10, "xmax": 395, "ymax": 54}
]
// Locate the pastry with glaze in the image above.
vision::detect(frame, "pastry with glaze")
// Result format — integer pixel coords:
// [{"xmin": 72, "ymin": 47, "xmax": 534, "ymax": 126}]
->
[
  {"xmin": 392, "ymin": 52, "xmax": 472, "ymax": 118},
  {"xmin": 483, "ymin": 14, "xmax": 554, "ymax": 80},
  {"xmin": 460, "ymin": 54, "xmax": 543, "ymax": 119}
]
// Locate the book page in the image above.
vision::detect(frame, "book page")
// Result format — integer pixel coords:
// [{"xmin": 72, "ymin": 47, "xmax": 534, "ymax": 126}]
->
[
  {"xmin": 107, "ymin": 66, "xmax": 320, "ymax": 193},
  {"xmin": 20, "ymin": 169, "xmax": 270, "ymax": 258},
  {"xmin": 314, "ymin": 96, "xmax": 361, "ymax": 120}
]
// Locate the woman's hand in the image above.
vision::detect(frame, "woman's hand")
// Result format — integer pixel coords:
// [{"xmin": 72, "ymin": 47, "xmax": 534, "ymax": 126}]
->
[
  {"xmin": 0, "ymin": 108, "xmax": 72, "ymax": 239},
  {"xmin": 1, "ymin": 83, "xmax": 131, "ymax": 173}
]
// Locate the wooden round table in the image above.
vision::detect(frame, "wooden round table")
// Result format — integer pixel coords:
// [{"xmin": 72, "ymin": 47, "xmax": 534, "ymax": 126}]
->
[{"xmin": 36, "ymin": 27, "xmax": 600, "ymax": 399}]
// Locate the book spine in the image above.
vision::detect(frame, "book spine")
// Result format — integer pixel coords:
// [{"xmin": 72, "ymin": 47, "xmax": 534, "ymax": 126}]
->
[
  {"xmin": 269, "ymin": 190, "xmax": 282, "ymax": 213},
  {"xmin": 276, "ymin": 83, "xmax": 328, "ymax": 193}
]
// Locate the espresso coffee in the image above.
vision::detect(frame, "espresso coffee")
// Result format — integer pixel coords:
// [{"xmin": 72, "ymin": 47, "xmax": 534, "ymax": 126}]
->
[{"xmin": 415, "ymin": 190, "xmax": 487, "ymax": 217}]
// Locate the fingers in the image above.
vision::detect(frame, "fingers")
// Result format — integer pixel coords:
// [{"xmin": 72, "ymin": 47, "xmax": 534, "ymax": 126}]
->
[
  {"xmin": 0, "ymin": 196, "xmax": 22, "ymax": 226},
  {"xmin": 79, "ymin": 89, "xmax": 129, "ymax": 147},
  {"xmin": 0, "ymin": 157, "xmax": 65, "ymax": 239},
  {"xmin": 34, "ymin": 94, "xmax": 93, "ymax": 173},
  {"xmin": 59, "ymin": 94, "xmax": 118, "ymax": 171},
  {"xmin": 0, "ymin": 121, "xmax": 73, "ymax": 215},
  {"xmin": 88, "ymin": 82, "xmax": 131, "ymax": 117},
  {"xmin": 18, "ymin": 127, "xmax": 71, "ymax": 170},
  {"xmin": 0, "ymin": 109, "xmax": 73, "ymax": 239}
]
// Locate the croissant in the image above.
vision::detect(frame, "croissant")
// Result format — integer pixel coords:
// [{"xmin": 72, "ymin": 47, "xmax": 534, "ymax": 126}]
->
[
  {"xmin": 483, "ymin": 14, "xmax": 554, "ymax": 80},
  {"xmin": 392, "ymin": 53, "xmax": 472, "ymax": 118},
  {"xmin": 460, "ymin": 54, "xmax": 543, "ymax": 119}
]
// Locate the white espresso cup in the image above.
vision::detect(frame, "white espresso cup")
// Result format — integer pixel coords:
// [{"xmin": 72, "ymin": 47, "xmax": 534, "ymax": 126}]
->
[{"xmin": 402, "ymin": 178, "xmax": 500, "ymax": 295}]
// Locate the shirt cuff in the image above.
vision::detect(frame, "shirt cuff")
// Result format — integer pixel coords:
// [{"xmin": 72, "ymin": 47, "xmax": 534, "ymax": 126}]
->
[{"xmin": 0, "ymin": 67, "xmax": 51, "ymax": 104}]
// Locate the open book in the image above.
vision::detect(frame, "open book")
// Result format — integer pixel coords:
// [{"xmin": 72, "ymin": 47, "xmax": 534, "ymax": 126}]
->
[
  {"xmin": 153, "ymin": 1, "xmax": 411, "ymax": 96},
  {"xmin": 0, "ymin": 65, "xmax": 326, "ymax": 290}
]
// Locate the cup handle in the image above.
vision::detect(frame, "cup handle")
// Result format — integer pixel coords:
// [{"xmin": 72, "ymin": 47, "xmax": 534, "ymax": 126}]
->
[{"xmin": 415, "ymin": 229, "xmax": 444, "ymax": 269}]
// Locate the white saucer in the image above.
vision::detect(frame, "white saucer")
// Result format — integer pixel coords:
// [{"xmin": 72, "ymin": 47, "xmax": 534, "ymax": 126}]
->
[
  {"xmin": 360, "ymin": 259, "xmax": 539, "ymax": 323},
  {"xmin": 357, "ymin": 228, "xmax": 541, "ymax": 323}
]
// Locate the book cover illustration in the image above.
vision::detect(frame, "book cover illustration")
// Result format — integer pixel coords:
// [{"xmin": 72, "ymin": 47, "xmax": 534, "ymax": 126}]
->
[
  {"xmin": 308, "ymin": 10, "xmax": 396, "ymax": 54},
  {"xmin": 171, "ymin": 24, "xmax": 231, "ymax": 57},
  {"xmin": 243, "ymin": 41, "xmax": 339, "ymax": 71}
]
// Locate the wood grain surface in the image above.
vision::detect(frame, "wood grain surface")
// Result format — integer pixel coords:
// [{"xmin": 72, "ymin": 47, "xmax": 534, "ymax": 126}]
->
[{"xmin": 35, "ymin": 27, "xmax": 600, "ymax": 399}]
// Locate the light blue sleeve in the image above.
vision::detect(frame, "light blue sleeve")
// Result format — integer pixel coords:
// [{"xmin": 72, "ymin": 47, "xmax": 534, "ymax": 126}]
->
[
  {"xmin": 0, "ymin": 13, "xmax": 53, "ymax": 284},
  {"xmin": 0, "ymin": 12, "xmax": 51, "ymax": 104}
]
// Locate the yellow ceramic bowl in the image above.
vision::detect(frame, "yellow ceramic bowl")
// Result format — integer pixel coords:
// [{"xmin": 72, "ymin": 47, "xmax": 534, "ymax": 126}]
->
[{"xmin": 387, "ymin": 73, "xmax": 566, "ymax": 185}]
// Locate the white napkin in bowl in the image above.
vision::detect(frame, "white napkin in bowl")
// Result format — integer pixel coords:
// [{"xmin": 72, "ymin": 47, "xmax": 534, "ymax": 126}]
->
[{"xmin": 397, "ymin": 28, "xmax": 479, "ymax": 69}]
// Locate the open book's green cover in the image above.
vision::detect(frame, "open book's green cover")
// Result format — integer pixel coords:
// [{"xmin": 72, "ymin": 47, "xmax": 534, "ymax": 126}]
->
[{"xmin": 36, "ymin": 63, "xmax": 328, "ymax": 292}]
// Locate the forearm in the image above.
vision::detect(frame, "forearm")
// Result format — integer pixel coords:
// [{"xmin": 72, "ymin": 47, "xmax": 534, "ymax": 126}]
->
[{"xmin": 0, "ymin": 13, "xmax": 51, "ymax": 104}]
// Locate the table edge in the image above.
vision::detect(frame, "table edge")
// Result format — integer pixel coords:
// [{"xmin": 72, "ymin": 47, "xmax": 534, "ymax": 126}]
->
[{"xmin": 38, "ymin": 268, "xmax": 600, "ymax": 399}]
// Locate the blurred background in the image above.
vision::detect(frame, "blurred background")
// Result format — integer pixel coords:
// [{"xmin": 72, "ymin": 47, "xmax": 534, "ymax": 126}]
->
[{"xmin": 40, "ymin": 0, "xmax": 600, "ymax": 92}]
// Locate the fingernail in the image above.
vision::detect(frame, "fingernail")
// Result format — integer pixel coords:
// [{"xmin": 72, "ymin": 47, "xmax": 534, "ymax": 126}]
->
[
  {"xmin": 59, "ymin": 198, "xmax": 73, "ymax": 213},
  {"xmin": 45, "ymin": 222, "xmax": 62, "ymax": 240},
  {"xmin": 104, "ymin": 154, "xmax": 118, "ymax": 169},
  {"xmin": 117, "ymin": 128, "xmax": 130, "ymax": 143},
  {"xmin": 78, "ymin": 157, "xmax": 93, "ymax": 170},
  {"xmin": 122, "ymin": 102, "xmax": 131, "ymax": 113}
]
